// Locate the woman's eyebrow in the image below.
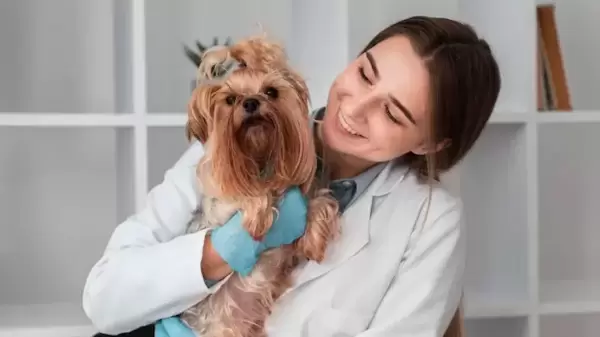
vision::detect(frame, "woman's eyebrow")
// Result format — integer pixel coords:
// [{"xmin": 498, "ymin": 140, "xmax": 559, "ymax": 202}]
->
[
  {"xmin": 366, "ymin": 51, "xmax": 379, "ymax": 79},
  {"xmin": 389, "ymin": 94, "xmax": 416, "ymax": 125},
  {"xmin": 367, "ymin": 51, "xmax": 416, "ymax": 125}
]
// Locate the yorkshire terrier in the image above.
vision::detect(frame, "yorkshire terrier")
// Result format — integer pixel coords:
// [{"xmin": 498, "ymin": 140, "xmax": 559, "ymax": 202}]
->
[{"xmin": 180, "ymin": 36, "xmax": 341, "ymax": 337}]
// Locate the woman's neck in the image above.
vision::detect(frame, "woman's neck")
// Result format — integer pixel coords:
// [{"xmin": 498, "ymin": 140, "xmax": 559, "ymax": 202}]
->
[{"xmin": 315, "ymin": 123, "xmax": 374, "ymax": 180}]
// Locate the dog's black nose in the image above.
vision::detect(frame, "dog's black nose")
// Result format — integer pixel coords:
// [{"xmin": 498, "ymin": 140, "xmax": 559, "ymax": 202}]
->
[{"xmin": 242, "ymin": 98, "xmax": 260, "ymax": 114}]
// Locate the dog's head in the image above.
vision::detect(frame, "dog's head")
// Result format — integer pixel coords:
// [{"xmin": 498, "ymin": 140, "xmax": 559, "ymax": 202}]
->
[{"xmin": 186, "ymin": 36, "xmax": 316, "ymax": 199}]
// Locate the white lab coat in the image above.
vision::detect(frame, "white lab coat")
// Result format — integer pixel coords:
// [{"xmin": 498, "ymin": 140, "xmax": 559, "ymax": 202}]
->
[{"xmin": 83, "ymin": 140, "xmax": 465, "ymax": 337}]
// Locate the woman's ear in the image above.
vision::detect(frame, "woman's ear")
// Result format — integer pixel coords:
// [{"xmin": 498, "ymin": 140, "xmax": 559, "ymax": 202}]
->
[{"xmin": 412, "ymin": 138, "xmax": 451, "ymax": 155}]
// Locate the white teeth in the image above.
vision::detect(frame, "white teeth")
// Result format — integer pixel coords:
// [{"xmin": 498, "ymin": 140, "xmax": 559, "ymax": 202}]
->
[{"xmin": 339, "ymin": 112, "xmax": 361, "ymax": 136}]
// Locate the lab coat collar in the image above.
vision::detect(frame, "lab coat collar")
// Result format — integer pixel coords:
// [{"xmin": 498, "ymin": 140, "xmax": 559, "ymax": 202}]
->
[
  {"xmin": 372, "ymin": 158, "xmax": 412, "ymax": 197},
  {"xmin": 291, "ymin": 159, "xmax": 409, "ymax": 290}
]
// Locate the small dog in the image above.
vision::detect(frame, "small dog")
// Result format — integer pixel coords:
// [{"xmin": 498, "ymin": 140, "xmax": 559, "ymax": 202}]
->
[{"xmin": 180, "ymin": 36, "xmax": 341, "ymax": 337}]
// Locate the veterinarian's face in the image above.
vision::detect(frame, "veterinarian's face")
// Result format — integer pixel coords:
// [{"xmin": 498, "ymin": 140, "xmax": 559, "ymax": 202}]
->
[{"xmin": 322, "ymin": 35, "xmax": 432, "ymax": 165}]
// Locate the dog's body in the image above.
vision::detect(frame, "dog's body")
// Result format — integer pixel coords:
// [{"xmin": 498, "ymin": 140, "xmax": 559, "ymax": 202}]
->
[
  {"xmin": 181, "ymin": 193, "xmax": 299, "ymax": 337},
  {"xmin": 179, "ymin": 37, "xmax": 340, "ymax": 337}
]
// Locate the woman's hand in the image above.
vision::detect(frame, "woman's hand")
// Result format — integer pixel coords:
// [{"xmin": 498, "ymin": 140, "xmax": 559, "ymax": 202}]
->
[{"xmin": 207, "ymin": 187, "xmax": 308, "ymax": 277}]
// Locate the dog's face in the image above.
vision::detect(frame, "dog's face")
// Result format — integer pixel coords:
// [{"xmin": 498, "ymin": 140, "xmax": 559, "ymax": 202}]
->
[{"xmin": 187, "ymin": 37, "xmax": 316, "ymax": 199}]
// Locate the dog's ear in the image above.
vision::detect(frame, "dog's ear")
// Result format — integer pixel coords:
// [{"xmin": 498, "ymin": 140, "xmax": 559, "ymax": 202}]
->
[
  {"xmin": 284, "ymin": 68, "xmax": 311, "ymax": 109},
  {"xmin": 186, "ymin": 85, "xmax": 217, "ymax": 144}
]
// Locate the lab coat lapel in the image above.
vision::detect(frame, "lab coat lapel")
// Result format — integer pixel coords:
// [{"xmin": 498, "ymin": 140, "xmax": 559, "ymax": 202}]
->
[
  {"xmin": 291, "ymin": 161, "xmax": 401, "ymax": 289},
  {"xmin": 292, "ymin": 191, "xmax": 373, "ymax": 289}
]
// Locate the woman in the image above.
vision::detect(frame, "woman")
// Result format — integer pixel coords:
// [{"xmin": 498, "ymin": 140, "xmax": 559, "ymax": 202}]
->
[{"xmin": 84, "ymin": 16, "xmax": 500, "ymax": 337}]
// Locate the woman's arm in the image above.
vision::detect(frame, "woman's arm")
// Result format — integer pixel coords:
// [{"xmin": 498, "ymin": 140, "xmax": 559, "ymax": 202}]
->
[
  {"xmin": 357, "ymin": 200, "xmax": 466, "ymax": 337},
  {"xmin": 82, "ymin": 141, "xmax": 230, "ymax": 334}
]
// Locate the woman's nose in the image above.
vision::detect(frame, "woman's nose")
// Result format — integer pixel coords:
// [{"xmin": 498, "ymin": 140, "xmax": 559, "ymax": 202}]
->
[{"xmin": 344, "ymin": 99, "xmax": 370, "ymax": 121}]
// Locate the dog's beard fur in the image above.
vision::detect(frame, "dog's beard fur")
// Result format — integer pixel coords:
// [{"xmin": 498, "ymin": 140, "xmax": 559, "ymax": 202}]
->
[
  {"xmin": 205, "ymin": 68, "xmax": 314, "ymax": 198},
  {"xmin": 181, "ymin": 36, "xmax": 340, "ymax": 337}
]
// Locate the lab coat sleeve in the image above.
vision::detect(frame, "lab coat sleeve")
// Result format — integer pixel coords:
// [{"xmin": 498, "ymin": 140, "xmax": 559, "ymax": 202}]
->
[
  {"xmin": 82, "ymin": 141, "xmax": 224, "ymax": 334},
  {"xmin": 358, "ymin": 200, "xmax": 466, "ymax": 337}
]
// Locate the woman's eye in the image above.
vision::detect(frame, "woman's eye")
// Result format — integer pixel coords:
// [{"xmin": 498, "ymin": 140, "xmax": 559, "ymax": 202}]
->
[
  {"xmin": 264, "ymin": 87, "xmax": 279, "ymax": 99},
  {"xmin": 225, "ymin": 95, "xmax": 236, "ymax": 105},
  {"xmin": 385, "ymin": 106, "xmax": 402, "ymax": 125},
  {"xmin": 358, "ymin": 67, "xmax": 371, "ymax": 84}
]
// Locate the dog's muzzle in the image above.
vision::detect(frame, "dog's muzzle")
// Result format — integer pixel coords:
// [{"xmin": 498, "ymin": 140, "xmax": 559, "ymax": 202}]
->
[{"xmin": 243, "ymin": 98, "xmax": 260, "ymax": 115}]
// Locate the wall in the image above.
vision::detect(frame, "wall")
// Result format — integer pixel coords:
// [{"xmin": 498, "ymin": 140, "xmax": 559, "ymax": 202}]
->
[
  {"xmin": 144, "ymin": 0, "xmax": 292, "ymax": 113},
  {"xmin": 551, "ymin": 0, "xmax": 600, "ymax": 110},
  {"xmin": 0, "ymin": 0, "xmax": 118, "ymax": 307},
  {"xmin": 0, "ymin": 0, "xmax": 116, "ymax": 113}
]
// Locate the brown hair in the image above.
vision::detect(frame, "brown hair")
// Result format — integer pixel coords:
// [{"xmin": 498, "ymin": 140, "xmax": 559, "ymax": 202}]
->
[
  {"xmin": 359, "ymin": 16, "xmax": 501, "ymax": 181},
  {"xmin": 359, "ymin": 16, "xmax": 500, "ymax": 336}
]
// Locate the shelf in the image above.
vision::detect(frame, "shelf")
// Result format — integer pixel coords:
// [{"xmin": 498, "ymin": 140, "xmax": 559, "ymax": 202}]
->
[
  {"xmin": 0, "ymin": 303, "xmax": 95, "ymax": 337},
  {"xmin": 3, "ymin": 111, "xmax": 600, "ymax": 127},
  {"xmin": 0, "ymin": 113, "xmax": 137, "ymax": 127},
  {"xmin": 540, "ymin": 281, "xmax": 600, "ymax": 315},
  {"xmin": 0, "ymin": 112, "xmax": 531, "ymax": 127},
  {"xmin": 536, "ymin": 111, "xmax": 600, "ymax": 123},
  {"xmin": 0, "ymin": 127, "xmax": 121, "ymax": 334},
  {"xmin": 489, "ymin": 112, "xmax": 532, "ymax": 124},
  {"xmin": 464, "ymin": 292, "xmax": 531, "ymax": 318},
  {"xmin": 454, "ymin": 124, "xmax": 530, "ymax": 304},
  {"xmin": 0, "ymin": 113, "xmax": 188, "ymax": 127},
  {"xmin": 540, "ymin": 312, "xmax": 600, "ymax": 337},
  {"xmin": 0, "ymin": 326, "xmax": 95, "ymax": 337},
  {"xmin": 465, "ymin": 317, "xmax": 530, "ymax": 337},
  {"xmin": 146, "ymin": 114, "xmax": 188, "ymax": 127},
  {"xmin": 538, "ymin": 123, "xmax": 600, "ymax": 316}
]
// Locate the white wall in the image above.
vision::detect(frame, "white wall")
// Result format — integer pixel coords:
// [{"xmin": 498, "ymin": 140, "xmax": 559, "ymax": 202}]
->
[
  {"xmin": 348, "ymin": 0, "xmax": 460, "ymax": 58},
  {"xmin": 144, "ymin": 0, "xmax": 292, "ymax": 113},
  {"xmin": 551, "ymin": 0, "xmax": 600, "ymax": 110},
  {"xmin": 0, "ymin": 128, "xmax": 116, "ymax": 307},
  {"xmin": 0, "ymin": 0, "xmax": 118, "ymax": 309},
  {"xmin": 0, "ymin": 0, "xmax": 117, "ymax": 113}
]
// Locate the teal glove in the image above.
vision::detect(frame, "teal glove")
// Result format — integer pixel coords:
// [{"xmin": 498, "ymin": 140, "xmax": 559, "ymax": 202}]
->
[
  {"xmin": 155, "ymin": 317, "xmax": 196, "ymax": 337},
  {"xmin": 210, "ymin": 186, "xmax": 308, "ymax": 276}
]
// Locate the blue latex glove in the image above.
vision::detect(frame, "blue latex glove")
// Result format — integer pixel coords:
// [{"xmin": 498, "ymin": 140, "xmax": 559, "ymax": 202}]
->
[
  {"xmin": 155, "ymin": 317, "xmax": 196, "ymax": 337},
  {"xmin": 210, "ymin": 186, "xmax": 308, "ymax": 276}
]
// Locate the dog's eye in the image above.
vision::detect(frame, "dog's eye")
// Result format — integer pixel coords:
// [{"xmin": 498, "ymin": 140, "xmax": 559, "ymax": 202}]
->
[
  {"xmin": 225, "ymin": 95, "xmax": 236, "ymax": 105},
  {"xmin": 264, "ymin": 87, "xmax": 278, "ymax": 99}
]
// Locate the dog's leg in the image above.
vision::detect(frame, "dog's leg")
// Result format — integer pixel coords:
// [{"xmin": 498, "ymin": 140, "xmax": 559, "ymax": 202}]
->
[
  {"xmin": 295, "ymin": 190, "xmax": 340, "ymax": 262},
  {"xmin": 240, "ymin": 195, "xmax": 275, "ymax": 241}
]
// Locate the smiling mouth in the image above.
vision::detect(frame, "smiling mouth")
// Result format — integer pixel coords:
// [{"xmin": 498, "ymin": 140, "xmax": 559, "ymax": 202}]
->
[{"xmin": 338, "ymin": 110, "xmax": 365, "ymax": 138}]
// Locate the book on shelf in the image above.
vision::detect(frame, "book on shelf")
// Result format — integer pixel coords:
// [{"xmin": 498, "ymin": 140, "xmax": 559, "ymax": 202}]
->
[{"xmin": 537, "ymin": 4, "xmax": 572, "ymax": 112}]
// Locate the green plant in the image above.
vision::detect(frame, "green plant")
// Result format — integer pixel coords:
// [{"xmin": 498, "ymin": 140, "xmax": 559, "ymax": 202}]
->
[{"xmin": 183, "ymin": 36, "xmax": 233, "ymax": 68}]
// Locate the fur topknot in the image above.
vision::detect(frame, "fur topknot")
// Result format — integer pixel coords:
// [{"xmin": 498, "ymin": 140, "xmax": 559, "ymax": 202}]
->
[{"xmin": 196, "ymin": 36, "xmax": 288, "ymax": 85}]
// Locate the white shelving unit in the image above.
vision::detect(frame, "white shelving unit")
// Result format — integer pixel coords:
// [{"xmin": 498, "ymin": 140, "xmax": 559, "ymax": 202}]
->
[{"xmin": 0, "ymin": 0, "xmax": 598, "ymax": 336}]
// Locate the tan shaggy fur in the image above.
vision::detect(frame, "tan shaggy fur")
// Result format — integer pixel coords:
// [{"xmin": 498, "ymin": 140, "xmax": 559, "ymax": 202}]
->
[{"xmin": 180, "ymin": 36, "xmax": 341, "ymax": 337}]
